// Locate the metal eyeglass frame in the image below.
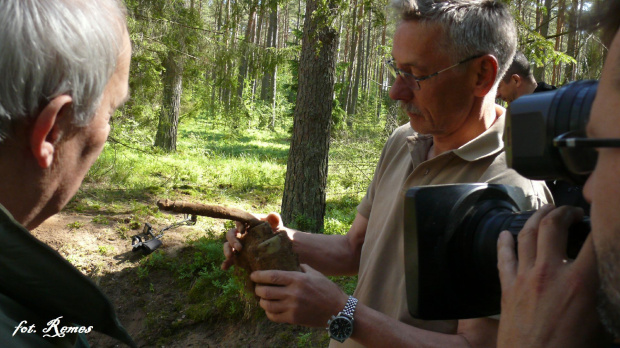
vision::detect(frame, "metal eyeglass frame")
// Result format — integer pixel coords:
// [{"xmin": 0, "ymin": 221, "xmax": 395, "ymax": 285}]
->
[
  {"xmin": 385, "ymin": 54, "xmax": 484, "ymax": 91},
  {"xmin": 554, "ymin": 130, "xmax": 620, "ymax": 149},
  {"xmin": 553, "ymin": 130, "xmax": 620, "ymax": 174}
]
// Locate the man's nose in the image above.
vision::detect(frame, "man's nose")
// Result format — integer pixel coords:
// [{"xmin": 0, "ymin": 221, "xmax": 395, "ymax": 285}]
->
[{"xmin": 388, "ymin": 77, "xmax": 414, "ymax": 101}]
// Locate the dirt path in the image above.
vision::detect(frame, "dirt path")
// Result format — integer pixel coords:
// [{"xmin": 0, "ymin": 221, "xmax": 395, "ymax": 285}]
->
[{"xmin": 32, "ymin": 212, "xmax": 326, "ymax": 348}]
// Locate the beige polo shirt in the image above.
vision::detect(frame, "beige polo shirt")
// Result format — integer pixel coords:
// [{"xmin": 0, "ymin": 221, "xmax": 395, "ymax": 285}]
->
[{"xmin": 330, "ymin": 110, "xmax": 552, "ymax": 348}]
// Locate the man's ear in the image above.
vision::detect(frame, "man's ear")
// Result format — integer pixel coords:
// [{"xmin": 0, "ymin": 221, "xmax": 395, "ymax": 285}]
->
[
  {"xmin": 30, "ymin": 95, "xmax": 73, "ymax": 169},
  {"xmin": 473, "ymin": 55, "xmax": 499, "ymax": 97},
  {"xmin": 512, "ymin": 74, "xmax": 522, "ymax": 87}
]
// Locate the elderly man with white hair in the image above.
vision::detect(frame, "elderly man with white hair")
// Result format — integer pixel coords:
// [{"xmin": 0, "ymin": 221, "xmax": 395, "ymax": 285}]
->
[{"xmin": 0, "ymin": 1, "xmax": 134, "ymax": 347}]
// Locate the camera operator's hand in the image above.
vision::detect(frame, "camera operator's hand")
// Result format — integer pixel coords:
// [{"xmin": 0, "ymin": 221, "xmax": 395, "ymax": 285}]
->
[
  {"xmin": 221, "ymin": 212, "xmax": 285, "ymax": 270},
  {"xmin": 251, "ymin": 264, "xmax": 349, "ymax": 327},
  {"xmin": 497, "ymin": 205, "xmax": 611, "ymax": 348}
]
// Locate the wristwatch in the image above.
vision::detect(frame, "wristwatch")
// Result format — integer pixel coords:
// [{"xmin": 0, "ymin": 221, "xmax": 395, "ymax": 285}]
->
[{"xmin": 327, "ymin": 296, "xmax": 358, "ymax": 343}]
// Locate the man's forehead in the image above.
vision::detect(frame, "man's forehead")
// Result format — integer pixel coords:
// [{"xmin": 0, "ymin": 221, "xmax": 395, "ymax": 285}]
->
[{"xmin": 393, "ymin": 20, "xmax": 445, "ymax": 66}]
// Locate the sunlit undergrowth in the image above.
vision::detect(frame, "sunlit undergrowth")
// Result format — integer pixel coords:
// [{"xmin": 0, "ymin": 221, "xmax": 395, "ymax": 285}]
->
[{"xmin": 78, "ymin": 116, "xmax": 386, "ymax": 226}]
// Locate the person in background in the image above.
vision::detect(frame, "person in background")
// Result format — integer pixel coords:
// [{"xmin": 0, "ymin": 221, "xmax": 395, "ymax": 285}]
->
[
  {"xmin": 499, "ymin": 50, "xmax": 587, "ymax": 213},
  {"xmin": 497, "ymin": 1, "xmax": 620, "ymax": 347},
  {"xmin": 496, "ymin": 50, "xmax": 557, "ymax": 104},
  {"xmin": 224, "ymin": 1, "xmax": 551, "ymax": 347},
  {"xmin": 0, "ymin": 1, "xmax": 134, "ymax": 347}
]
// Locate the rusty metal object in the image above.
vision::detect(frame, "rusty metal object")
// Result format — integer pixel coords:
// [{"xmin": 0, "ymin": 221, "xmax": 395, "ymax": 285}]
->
[{"xmin": 157, "ymin": 199, "xmax": 301, "ymax": 291}]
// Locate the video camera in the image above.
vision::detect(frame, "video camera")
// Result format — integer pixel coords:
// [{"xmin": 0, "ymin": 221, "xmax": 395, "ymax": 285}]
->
[{"xmin": 404, "ymin": 80, "xmax": 598, "ymax": 320}]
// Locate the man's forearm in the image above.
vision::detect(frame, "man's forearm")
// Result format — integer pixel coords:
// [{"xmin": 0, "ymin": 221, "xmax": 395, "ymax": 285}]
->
[
  {"xmin": 350, "ymin": 304, "xmax": 489, "ymax": 348},
  {"xmin": 284, "ymin": 213, "xmax": 367, "ymax": 276},
  {"xmin": 286, "ymin": 229, "xmax": 360, "ymax": 276}
]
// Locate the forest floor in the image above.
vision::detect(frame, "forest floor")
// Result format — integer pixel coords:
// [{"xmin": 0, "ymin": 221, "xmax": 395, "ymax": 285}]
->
[
  {"xmin": 32, "ymin": 208, "xmax": 328, "ymax": 347},
  {"xmin": 26, "ymin": 125, "xmax": 370, "ymax": 347}
]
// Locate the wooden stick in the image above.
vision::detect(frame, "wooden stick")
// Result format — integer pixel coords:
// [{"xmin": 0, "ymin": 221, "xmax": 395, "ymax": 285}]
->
[{"xmin": 156, "ymin": 199, "xmax": 260, "ymax": 226}]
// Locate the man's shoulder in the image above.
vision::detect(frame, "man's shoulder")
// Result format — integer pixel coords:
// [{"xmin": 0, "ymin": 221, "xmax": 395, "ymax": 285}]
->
[
  {"xmin": 481, "ymin": 153, "xmax": 553, "ymax": 209},
  {"xmin": 386, "ymin": 123, "xmax": 432, "ymax": 147},
  {"xmin": 534, "ymin": 81, "xmax": 557, "ymax": 93},
  {"xmin": 380, "ymin": 123, "xmax": 415, "ymax": 152},
  {"xmin": 389, "ymin": 123, "xmax": 415, "ymax": 138}
]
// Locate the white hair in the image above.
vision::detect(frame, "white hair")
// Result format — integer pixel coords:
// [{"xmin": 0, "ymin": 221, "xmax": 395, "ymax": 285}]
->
[
  {"xmin": 0, "ymin": 0, "xmax": 127, "ymax": 141},
  {"xmin": 392, "ymin": 0, "xmax": 517, "ymax": 85}
]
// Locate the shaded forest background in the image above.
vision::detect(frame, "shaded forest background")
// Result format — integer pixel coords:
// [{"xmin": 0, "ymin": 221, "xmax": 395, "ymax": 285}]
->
[{"xmin": 114, "ymin": 0, "xmax": 609, "ymax": 232}]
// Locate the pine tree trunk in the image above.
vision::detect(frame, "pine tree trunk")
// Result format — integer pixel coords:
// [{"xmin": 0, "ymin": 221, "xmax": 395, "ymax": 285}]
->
[
  {"xmin": 237, "ymin": 3, "xmax": 258, "ymax": 100},
  {"xmin": 363, "ymin": 12, "xmax": 372, "ymax": 92},
  {"xmin": 154, "ymin": 51, "xmax": 184, "ymax": 152},
  {"xmin": 533, "ymin": 0, "xmax": 553, "ymax": 81},
  {"xmin": 281, "ymin": 0, "xmax": 339, "ymax": 233},
  {"xmin": 552, "ymin": 0, "xmax": 566, "ymax": 85},
  {"xmin": 563, "ymin": 0, "xmax": 579, "ymax": 83},
  {"xmin": 347, "ymin": 5, "xmax": 365, "ymax": 120},
  {"xmin": 341, "ymin": 0, "xmax": 359, "ymax": 115},
  {"xmin": 378, "ymin": 26, "xmax": 387, "ymax": 122},
  {"xmin": 261, "ymin": 2, "xmax": 278, "ymax": 103}
]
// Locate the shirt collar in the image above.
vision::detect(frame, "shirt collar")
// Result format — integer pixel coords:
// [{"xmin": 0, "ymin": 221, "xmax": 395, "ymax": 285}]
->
[
  {"xmin": 453, "ymin": 105, "xmax": 506, "ymax": 162},
  {"xmin": 404, "ymin": 105, "xmax": 506, "ymax": 163}
]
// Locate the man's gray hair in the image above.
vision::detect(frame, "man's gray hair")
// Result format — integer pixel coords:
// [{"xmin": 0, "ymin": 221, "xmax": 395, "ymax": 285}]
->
[
  {"xmin": 392, "ymin": 0, "xmax": 517, "ymax": 85},
  {"xmin": 0, "ymin": 0, "xmax": 127, "ymax": 141}
]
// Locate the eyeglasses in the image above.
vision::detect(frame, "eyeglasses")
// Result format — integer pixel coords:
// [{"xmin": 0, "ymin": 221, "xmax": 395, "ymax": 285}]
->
[
  {"xmin": 385, "ymin": 54, "xmax": 484, "ymax": 91},
  {"xmin": 554, "ymin": 130, "xmax": 620, "ymax": 174}
]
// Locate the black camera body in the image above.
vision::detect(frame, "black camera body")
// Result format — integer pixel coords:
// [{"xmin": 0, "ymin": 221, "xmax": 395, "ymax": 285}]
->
[
  {"xmin": 404, "ymin": 80, "xmax": 598, "ymax": 320},
  {"xmin": 506, "ymin": 80, "xmax": 598, "ymax": 184},
  {"xmin": 404, "ymin": 183, "xmax": 590, "ymax": 319},
  {"xmin": 404, "ymin": 184, "xmax": 521, "ymax": 319}
]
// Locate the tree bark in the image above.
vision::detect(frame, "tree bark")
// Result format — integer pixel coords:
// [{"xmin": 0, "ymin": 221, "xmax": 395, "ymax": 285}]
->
[
  {"xmin": 154, "ymin": 50, "xmax": 184, "ymax": 152},
  {"xmin": 347, "ymin": 4, "xmax": 365, "ymax": 120},
  {"xmin": 261, "ymin": 1, "xmax": 278, "ymax": 103},
  {"xmin": 533, "ymin": 0, "xmax": 553, "ymax": 82},
  {"xmin": 281, "ymin": 0, "xmax": 340, "ymax": 233},
  {"xmin": 552, "ymin": 0, "xmax": 566, "ymax": 85},
  {"xmin": 563, "ymin": 0, "xmax": 579, "ymax": 83},
  {"xmin": 341, "ymin": 0, "xmax": 359, "ymax": 114},
  {"xmin": 236, "ymin": 2, "xmax": 258, "ymax": 100}
]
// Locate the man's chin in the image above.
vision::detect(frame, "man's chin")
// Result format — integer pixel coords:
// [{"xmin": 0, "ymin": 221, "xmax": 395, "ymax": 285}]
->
[
  {"xmin": 597, "ymin": 287, "xmax": 620, "ymax": 338},
  {"xmin": 408, "ymin": 116, "xmax": 429, "ymax": 134}
]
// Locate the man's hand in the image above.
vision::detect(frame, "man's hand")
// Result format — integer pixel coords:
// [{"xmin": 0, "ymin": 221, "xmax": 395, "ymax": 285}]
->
[
  {"xmin": 497, "ymin": 205, "xmax": 610, "ymax": 347},
  {"xmin": 221, "ymin": 212, "xmax": 284, "ymax": 270},
  {"xmin": 251, "ymin": 264, "xmax": 348, "ymax": 327},
  {"xmin": 221, "ymin": 221, "xmax": 244, "ymax": 270}
]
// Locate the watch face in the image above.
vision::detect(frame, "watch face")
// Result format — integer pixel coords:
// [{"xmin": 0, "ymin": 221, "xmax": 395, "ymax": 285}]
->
[{"xmin": 329, "ymin": 316, "xmax": 353, "ymax": 342}]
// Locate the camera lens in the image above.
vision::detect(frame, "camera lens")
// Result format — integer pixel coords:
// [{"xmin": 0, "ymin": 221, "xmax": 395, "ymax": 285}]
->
[
  {"xmin": 506, "ymin": 80, "xmax": 598, "ymax": 184},
  {"xmin": 470, "ymin": 209, "xmax": 590, "ymax": 293},
  {"xmin": 404, "ymin": 184, "xmax": 590, "ymax": 320}
]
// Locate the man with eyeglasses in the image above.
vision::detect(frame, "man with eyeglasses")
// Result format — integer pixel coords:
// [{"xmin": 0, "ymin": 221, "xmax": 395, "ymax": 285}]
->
[
  {"xmin": 223, "ymin": 1, "xmax": 550, "ymax": 347},
  {"xmin": 497, "ymin": 2, "xmax": 620, "ymax": 347}
]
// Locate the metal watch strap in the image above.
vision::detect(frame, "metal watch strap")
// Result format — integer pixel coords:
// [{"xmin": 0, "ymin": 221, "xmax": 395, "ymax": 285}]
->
[{"xmin": 342, "ymin": 296, "xmax": 358, "ymax": 318}]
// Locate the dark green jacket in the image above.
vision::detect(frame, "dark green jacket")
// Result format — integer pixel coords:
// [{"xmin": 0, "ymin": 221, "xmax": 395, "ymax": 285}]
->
[{"xmin": 0, "ymin": 204, "xmax": 135, "ymax": 347}]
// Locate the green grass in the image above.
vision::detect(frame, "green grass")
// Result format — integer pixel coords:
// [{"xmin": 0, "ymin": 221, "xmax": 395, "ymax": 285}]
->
[
  {"xmin": 79, "ymin": 115, "xmax": 384, "ymax": 218},
  {"xmin": 67, "ymin": 221, "xmax": 84, "ymax": 230},
  {"xmin": 82, "ymin": 119, "xmax": 290, "ymax": 211}
]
